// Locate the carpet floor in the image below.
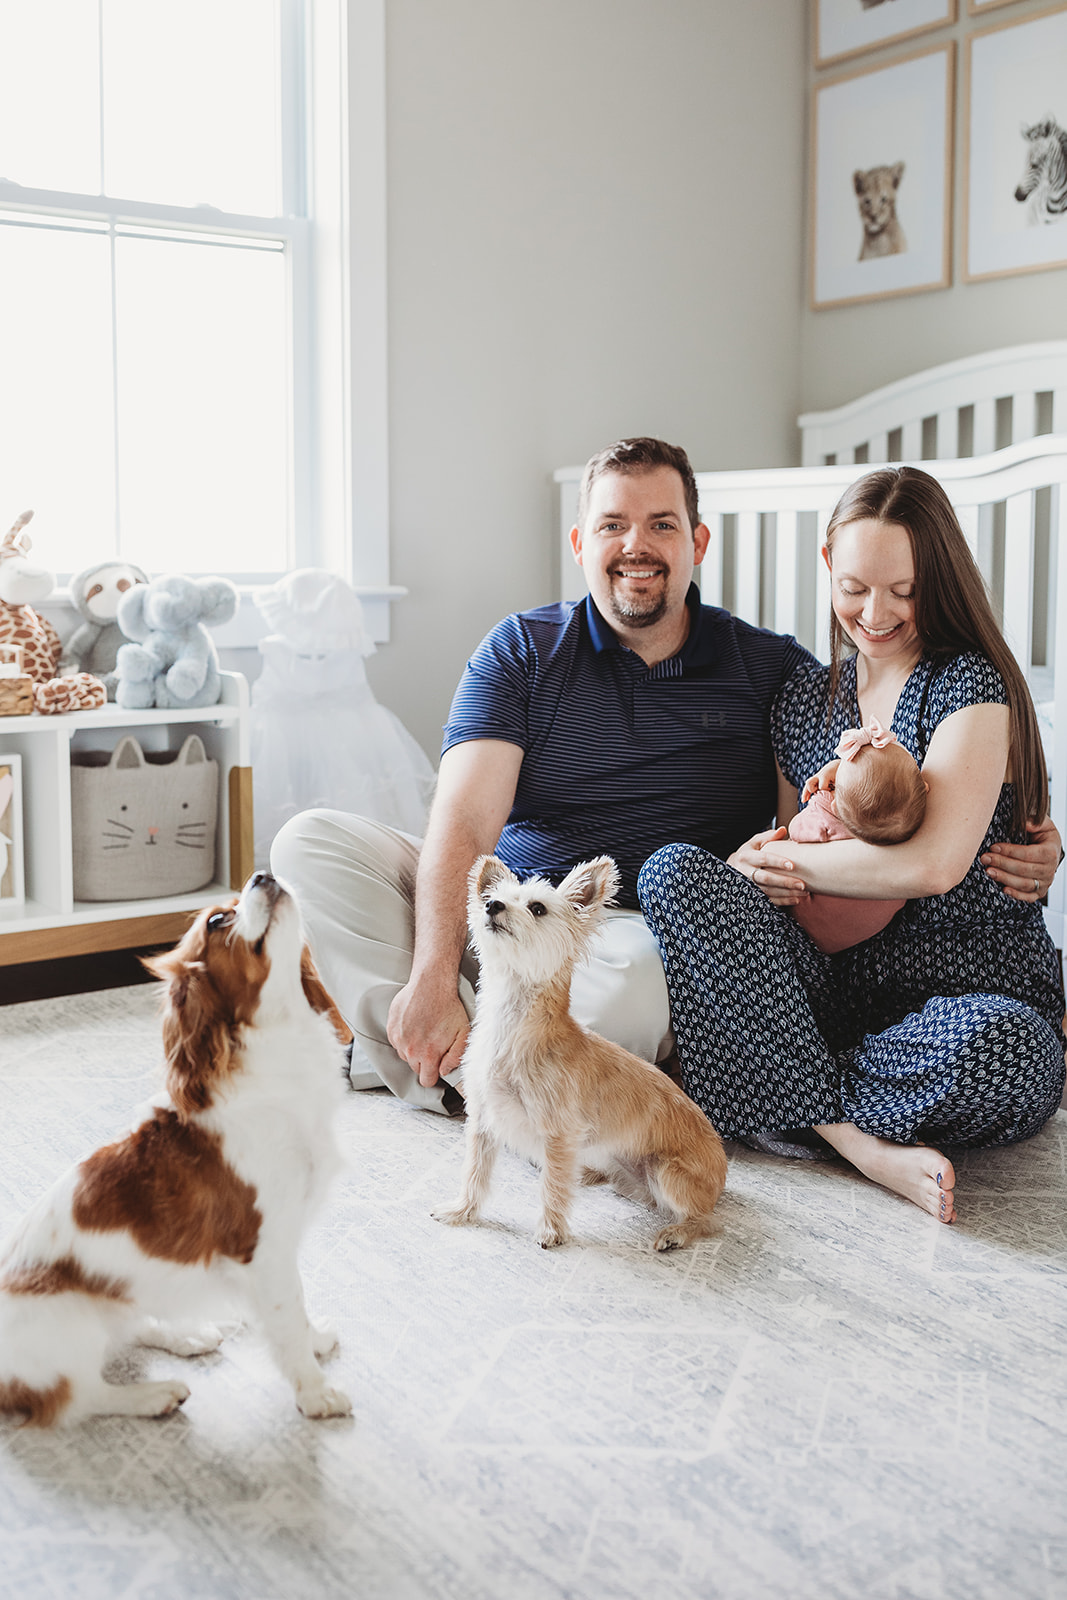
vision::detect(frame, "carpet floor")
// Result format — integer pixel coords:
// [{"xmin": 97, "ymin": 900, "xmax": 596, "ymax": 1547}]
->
[{"xmin": 1, "ymin": 983, "xmax": 1066, "ymax": 1600}]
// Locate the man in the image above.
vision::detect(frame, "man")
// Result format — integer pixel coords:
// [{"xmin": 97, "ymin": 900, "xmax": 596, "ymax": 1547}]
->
[{"xmin": 271, "ymin": 438, "xmax": 1059, "ymax": 1114}]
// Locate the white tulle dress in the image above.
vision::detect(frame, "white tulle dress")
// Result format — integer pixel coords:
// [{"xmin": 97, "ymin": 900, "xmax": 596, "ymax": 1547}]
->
[{"xmin": 250, "ymin": 570, "xmax": 435, "ymax": 866}]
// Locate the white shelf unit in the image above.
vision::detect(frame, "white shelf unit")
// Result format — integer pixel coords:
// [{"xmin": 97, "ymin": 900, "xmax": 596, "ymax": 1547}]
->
[{"xmin": 0, "ymin": 672, "xmax": 252, "ymax": 963}]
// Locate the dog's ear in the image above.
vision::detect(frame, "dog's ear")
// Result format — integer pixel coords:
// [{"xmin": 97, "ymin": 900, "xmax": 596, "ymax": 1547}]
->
[
  {"xmin": 300, "ymin": 946, "xmax": 353, "ymax": 1045},
  {"xmin": 471, "ymin": 854, "xmax": 513, "ymax": 898},
  {"xmin": 147, "ymin": 947, "xmax": 235, "ymax": 1117},
  {"xmin": 558, "ymin": 856, "xmax": 619, "ymax": 911},
  {"xmin": 144, "ymin": 919, "xmax": 244, "ymax": 1115}
]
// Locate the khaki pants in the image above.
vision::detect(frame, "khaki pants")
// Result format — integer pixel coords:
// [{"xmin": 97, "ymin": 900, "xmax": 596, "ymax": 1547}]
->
[{"xmin": 270, "ymin": 808, "xmax": 675, "ymax": 1115}]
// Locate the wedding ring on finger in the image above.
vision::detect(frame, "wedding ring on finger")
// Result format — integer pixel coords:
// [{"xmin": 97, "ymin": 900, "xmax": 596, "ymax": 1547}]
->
[{"xmin": 1035, "ymin": 878, "xmax": 1040, "ymax": 895}]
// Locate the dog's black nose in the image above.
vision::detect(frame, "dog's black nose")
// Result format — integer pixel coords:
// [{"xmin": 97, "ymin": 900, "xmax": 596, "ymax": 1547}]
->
[{"xmin": 485, "ymin": 899, "xmax": 504, "ymax": 918}]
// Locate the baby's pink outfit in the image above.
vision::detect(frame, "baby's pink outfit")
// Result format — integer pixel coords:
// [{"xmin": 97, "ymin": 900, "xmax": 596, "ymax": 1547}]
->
[{"xmin": 787, "ymin": 790, "xmax": 906, "ymax": 954}]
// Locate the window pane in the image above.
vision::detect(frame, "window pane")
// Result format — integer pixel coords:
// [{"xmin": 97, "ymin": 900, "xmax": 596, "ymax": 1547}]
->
[
  {"xmin": 114, "ymin": 232, "xmax": 289, "ymax": 572},
  {"xmin": 0, "ymin": 1, "xmax": 101, "ymax": 193},
  {"xmin": 0, "ymin": 222, "xmax": 115, "ymax": 573},
  {"xmin": 103, "ymin": 0, "xmax": 281, "ymax": 215}
]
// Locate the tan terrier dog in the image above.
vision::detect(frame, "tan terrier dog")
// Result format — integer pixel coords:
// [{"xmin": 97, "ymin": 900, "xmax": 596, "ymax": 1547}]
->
[{"xmin": 433, "ymin": 854, "xmax": 728, "ymax": 1252}]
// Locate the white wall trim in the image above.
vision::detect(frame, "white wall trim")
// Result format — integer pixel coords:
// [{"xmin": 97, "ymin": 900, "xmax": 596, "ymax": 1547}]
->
[
  {"xmin": 346, "ymin": 0, "xmax": 392, "ymax": 606},
  {"xmin": 304, "ymin": 0, "xmax": 393, "ymax": 638}
]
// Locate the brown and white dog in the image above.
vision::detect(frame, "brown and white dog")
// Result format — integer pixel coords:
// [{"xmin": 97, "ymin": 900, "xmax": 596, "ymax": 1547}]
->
[
  {"xmin": 434, "ymin": 855, "xmax": 728, "ymax": 1252},
  {"xmin": 0, "ymin": 871, "xmax": 352, "ymax": 1425}
]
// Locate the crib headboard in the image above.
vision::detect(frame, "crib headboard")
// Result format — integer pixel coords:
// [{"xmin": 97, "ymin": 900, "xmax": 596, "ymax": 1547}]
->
[{"xmin": 798, "ymin": 340, "xmax": 1067, "ymax": 467}]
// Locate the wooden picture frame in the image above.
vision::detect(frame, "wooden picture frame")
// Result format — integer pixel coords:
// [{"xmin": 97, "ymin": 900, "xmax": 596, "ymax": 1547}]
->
[
  {"xmin": 815, "ymin": 0, "xmax": 956, "ymax": 69},
  {"xmin": 0, "ymin": 754, "xmax": 24, "ymax": 907},
  {"xmin": 964, "ymin": 4, "xmax": 1067, "ymax": 282},
  {"xmin": 811, "ymin": 44, "xmax": 955, "ymax": 310},
  {"xmin": 966, "ymin": 0, "xmax": 1025, "ymax": 14}
]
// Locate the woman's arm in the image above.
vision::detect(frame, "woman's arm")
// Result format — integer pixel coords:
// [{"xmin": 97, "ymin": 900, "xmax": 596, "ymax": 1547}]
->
[{"xmin": 745, "ymin": 701, "xmax": 1010, "ymax": 901}]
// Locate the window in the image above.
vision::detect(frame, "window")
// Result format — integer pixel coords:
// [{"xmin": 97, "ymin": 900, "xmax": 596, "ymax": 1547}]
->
[{"xmin": 0, "ymin": 0, "xmax": 337, "ymax": 584}]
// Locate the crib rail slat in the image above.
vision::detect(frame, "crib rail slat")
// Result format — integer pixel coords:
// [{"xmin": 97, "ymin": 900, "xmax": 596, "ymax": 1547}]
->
[
  {"xmin": 1012, "ymin": 392, "xmax": 1038, "ymax": 445},
  {"xmin": 735, "ymin": 512, "xmax": 760, "ymax": 627},
  {"xmin": 956, "ymin": 502, "xmax": 979, "ymax": 559},
  {"xmin": 936, "ymin": 409, "xmax": 959, "ymax": 460},
  {"xmin": 774, "ymin": 512, "xmax": 799, "ymax": 638},
  {"xmin": 972, "ymin": 398, "xmax": 997, "ymax": 457},
  {"xmin": 814, "ymin": 508, "xmax": 833, "ymax": 660},
  {"xmin": 700, "ymin": 513, "xmax": 725, "ymax": 609},
  {"xmin": 1002, "ymin": 490, "xmax": 1035, "ymax": 673},
  {"xmin": 901, "ymin": 420, "xmax": 922, "ymax": 461},
  {"xmin": 1048, "ymin": 483, "xmax": 1067, "ymax": 948}
]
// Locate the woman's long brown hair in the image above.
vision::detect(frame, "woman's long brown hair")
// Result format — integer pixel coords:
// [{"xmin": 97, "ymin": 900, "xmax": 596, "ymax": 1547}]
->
[{"xmin": 824, "ymin": 466, "xmax": 1048, "ymax": 837}]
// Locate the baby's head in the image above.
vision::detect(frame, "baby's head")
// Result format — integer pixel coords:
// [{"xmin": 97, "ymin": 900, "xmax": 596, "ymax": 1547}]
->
[{"xmin": 832, "ymin": 721, "xmax": 927, "ymax": 844}]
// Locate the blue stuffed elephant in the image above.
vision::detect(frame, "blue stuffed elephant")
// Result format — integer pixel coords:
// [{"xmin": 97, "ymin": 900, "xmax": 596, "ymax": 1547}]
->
[{"xmin": 115, "ymin": 574, "xmax": 239, "ymax": 710}]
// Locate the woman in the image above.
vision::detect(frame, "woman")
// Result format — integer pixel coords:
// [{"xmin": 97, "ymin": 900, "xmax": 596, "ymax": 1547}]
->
[{"xmin": 638, "ymin": 466, "xmax": 1066, "ymax": 1223}]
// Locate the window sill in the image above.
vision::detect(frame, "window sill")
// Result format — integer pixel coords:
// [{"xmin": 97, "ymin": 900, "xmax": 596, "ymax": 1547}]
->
[{"xmin": 40, "ymin": 583, "xmax": 407, "ymax": 654}]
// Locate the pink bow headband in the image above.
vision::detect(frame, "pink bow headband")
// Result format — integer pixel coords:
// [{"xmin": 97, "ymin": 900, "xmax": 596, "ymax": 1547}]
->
[{"xmin": 836, "ymin": 718, "xmax": 898, "ymax": 763}]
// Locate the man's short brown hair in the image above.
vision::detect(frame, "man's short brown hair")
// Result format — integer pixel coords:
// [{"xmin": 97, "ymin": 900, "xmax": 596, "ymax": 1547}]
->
[{"xmin": 577, "ymin": 437, "xmax": 700, "ymax": 535}]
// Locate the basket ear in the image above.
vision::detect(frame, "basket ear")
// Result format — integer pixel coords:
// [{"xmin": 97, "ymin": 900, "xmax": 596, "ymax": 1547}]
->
[
  {"xmin": 176, "ymin": 734, "xmax": 208, "ymax": 765},
  {"xmin": 110, "ymin": 735, "xmax": 146, "ymax": 770}
]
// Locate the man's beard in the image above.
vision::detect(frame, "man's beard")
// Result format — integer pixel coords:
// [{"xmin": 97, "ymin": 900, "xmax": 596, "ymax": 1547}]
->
[{"xmin": 607, "ymin": 573, "xmax": 668, "ymax": 629}]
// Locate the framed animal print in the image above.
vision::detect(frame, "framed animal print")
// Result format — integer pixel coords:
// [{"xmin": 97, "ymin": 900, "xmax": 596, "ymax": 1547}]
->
[
  {"xmin": 815, "ymin": 0, "xmax": 956, "ymax": 69},
  {"xmin": 964, "ymin": 5, "xmax": 1067, "ymax": 281},
  {"xmin": 811, "ymin": 44, "xmax": 955, "ymax": 310},
  {"xmin": 0, "ymin": 754, "xmax": 24, "ymax": 907}
]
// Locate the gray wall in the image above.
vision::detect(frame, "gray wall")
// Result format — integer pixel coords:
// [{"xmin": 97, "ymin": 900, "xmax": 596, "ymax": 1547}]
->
[
  {"xmin": 369, "ymin": 0, "xmax": 1067, "ymax": 761},
  {"xmin": 800, "ymin": 0, "xmax": 1067, "ymax": 410},
  {"xmin": 367, "ymin": 0, "xmax": 808, "ymax": 758}
]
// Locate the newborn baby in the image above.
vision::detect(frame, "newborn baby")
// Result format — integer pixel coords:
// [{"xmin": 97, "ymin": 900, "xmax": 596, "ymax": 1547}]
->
[{"xmin": 789, "ymin": 718, "xmax": 928, "ymax": 955}]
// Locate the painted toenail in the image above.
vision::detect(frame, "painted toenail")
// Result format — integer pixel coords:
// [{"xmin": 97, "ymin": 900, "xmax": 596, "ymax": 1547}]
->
[{"xmin": 937, "ymin": 1173, "xmax": 943, "ymax": 1186}]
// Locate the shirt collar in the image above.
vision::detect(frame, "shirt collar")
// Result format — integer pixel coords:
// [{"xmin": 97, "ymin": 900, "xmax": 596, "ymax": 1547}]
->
[{"xmin": 584, "ymin": 583, "xmax": 710, "ymax": 666}]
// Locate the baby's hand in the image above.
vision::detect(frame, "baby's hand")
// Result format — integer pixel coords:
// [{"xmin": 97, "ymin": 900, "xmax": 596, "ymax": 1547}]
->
[{"xmin": 801, "ymin": 759, "xmax": 840, "ymax": 803}]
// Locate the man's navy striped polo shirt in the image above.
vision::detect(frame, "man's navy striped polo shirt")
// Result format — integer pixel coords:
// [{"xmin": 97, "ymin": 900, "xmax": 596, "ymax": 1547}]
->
[{"xmin": 442, "ymin": 585, "xmax": 817, "ymax": 908}]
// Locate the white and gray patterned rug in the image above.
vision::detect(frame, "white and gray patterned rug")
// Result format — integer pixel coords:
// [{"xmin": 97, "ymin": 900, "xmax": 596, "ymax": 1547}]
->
[{"xmin": 2, "ymin": 983, "xmax": 1067, "ymax": 1600}]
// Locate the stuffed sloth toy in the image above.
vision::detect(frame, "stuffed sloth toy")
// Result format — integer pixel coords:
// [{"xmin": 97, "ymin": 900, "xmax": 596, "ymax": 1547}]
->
[
  {"xmin": 115, "ymin": 573, "xmax": 239, "ymax": 709},
  {"xmin": 60, "ymin": 560, "xmax": 150, "ymax": 699}
]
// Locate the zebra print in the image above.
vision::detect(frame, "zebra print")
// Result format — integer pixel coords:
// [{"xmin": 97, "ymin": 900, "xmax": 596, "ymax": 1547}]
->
[{"xmin": 1015, "ymin": 117, "xmax": 1067, "ymax": 225}]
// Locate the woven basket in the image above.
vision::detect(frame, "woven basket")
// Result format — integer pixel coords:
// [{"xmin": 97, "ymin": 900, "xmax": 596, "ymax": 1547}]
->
[{"xmin": 71, "ymin": 733, "xmax": 218, "ymax": 901}]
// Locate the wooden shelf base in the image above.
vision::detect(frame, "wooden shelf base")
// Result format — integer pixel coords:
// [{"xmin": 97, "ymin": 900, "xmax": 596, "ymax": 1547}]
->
[{"xmin": 0, "ymin": 912, "xmax": 199, "ymax": 967}]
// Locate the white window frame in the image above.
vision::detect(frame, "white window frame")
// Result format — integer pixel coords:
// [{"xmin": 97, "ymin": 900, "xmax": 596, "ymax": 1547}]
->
[{"xmin": 0, "ymin": 0, "xmax": 399, "ymax": 640}]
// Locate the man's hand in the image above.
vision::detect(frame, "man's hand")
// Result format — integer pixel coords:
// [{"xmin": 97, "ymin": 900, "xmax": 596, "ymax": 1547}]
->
[
  {"xmin": 727, "ymin": 826, "xmax": 809, "ymax": 907},
  {"xmin": 387, "ymin": 978, "xmax": 470, "ymax": 1089},
  {"xmin": 393, "ymin": 739, "xmax": 524, "ymax": 1090},
  {"xmin": 982, "ymin": 816, "xmax": 1064, "ymax": 903}
]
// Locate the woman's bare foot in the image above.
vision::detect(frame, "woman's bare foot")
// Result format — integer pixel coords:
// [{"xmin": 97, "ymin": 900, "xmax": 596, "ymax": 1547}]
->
[{"xmin": 815, "ymin": 1122, "xmax": 956, "ymax": 1222}]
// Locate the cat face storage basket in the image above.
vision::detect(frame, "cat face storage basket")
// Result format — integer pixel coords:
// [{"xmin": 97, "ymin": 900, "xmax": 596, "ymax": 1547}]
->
[{"xmin": 71, "ymin": 734, "xmax": 218, "ymax": 900}]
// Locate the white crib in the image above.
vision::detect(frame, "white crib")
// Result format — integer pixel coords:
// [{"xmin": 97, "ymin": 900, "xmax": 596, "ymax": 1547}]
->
[{"xmin": 554, "ymin": 342, "xmax": 1067, "ymax": 955}]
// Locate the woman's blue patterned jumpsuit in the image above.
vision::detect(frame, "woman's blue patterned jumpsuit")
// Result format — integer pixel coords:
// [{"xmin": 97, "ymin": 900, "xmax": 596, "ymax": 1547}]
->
[{"xmin": 637, "ymin": 652, "xmax": 1066, "ymax": 1148}]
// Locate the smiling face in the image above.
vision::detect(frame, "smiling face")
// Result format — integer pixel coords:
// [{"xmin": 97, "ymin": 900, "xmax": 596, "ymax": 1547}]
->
[
  {"xmin": 824, "ymin": 518, "xmax": 921, "ymax": 671},
  {"xmin": 569, "ymin": 467, "xmax": 710, "ymax": 645}
]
